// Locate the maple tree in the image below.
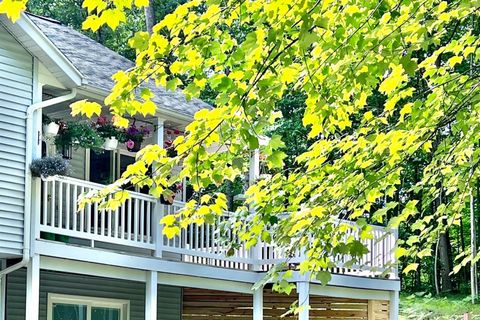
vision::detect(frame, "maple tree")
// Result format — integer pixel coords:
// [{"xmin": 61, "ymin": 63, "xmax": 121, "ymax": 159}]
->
[{"xmin": 4, "ymin": 0, "xmax": 480, "ymax": 289}]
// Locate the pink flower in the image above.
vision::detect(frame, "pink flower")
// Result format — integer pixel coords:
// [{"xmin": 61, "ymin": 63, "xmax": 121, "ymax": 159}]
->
[{"xmin": 125, "ymin": 139, "xmax": 135, "ymax": 149}]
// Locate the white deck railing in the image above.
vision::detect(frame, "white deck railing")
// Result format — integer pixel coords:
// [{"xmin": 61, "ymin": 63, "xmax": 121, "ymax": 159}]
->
[
  {"xmin": 38, "ymin": 175, "xmax": 157, "ymax": 250},
  {"xmin": 37, "ymin": 176, "xmax": 397, "ymax": 278}
]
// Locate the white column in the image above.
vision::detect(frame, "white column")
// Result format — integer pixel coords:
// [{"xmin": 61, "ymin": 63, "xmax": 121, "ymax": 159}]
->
[
  {"xmin": 145, "ymin": 271, "xmax": 158, "ymax": 320},
  {"xmin": 389, "ymin": 290, "xmax": 399, "ymax": 320},
  {"xmin": 297, "ymin": 282, "xmax": 309, "ymax": 320},
  {"xmin": 153, "ymin": 117, "xmax": 165, "ymax": 258},
  {"xmin": 253, "ymin": 288, "xmax": 263, "ymax": 320},
  {"xmin": 26, "ymin": 254, "xmax": 40, "ymax": 320},
  {"xmin": 156, "ymin": 117, "xmax": 165, "ymax": 147}
]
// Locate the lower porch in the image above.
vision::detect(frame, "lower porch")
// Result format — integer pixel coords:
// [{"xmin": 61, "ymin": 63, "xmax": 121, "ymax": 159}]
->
[{"xmin": 0, "ymin": 256, "xmax": 398, "ymax": 320}]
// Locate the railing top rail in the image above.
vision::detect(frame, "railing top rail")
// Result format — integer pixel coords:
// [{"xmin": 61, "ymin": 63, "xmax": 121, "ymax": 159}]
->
[{"xmin": 42, "ymin": 175, "xmax": 157, "ymax": 202}]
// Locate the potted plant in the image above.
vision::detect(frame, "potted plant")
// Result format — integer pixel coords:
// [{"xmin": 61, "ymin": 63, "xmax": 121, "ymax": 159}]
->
[
  {"xmin": 94, "ymin": 116, "xmax": 120, "ymax": 150},
  {"xmin": 42, "ymin": 115, "xmax": 60, "ymax": 137},
  {"xmin": 55, "ymin": 121, "xmax": 104, "ymax": 158},
  {"xmin": 120, "ymin": 123, "xmax": 151, "ymax": 152},
  {"xmin": 30, "ymin": 155, "xmax": 70, "ymax": 179}
]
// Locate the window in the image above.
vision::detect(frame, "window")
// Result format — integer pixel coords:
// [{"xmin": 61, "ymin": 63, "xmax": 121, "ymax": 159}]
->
[{"xmin": 47, "ymin": 294, "xmax": 129, "ymax": 320}]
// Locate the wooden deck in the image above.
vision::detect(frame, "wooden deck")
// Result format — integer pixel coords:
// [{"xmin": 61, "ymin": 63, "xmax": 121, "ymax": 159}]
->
[
  {"xmin": 37, "ymin": 175, "xmax": 397, "ymax": 278},
  {"xmin": 182, "ymin": 288, "xmax": 389, "ymax": 320}
]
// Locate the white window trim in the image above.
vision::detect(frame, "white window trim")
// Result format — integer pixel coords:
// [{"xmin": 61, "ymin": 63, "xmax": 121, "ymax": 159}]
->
[{"xmin": 47, "ymin": 293, "xmax": 130, "ymax": 320}]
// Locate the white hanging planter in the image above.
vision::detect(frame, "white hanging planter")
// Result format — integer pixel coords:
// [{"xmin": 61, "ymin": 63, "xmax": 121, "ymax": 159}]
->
[
  {"xmin": 103, "ymin": 137, "xmax": 118, "ymax": 150},
  {"xmin": 43, "ymin": 122, "xmax": 60, "ymax": 137}
]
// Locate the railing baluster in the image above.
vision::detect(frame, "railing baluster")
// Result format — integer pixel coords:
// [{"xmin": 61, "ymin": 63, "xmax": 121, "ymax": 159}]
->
[
  {"xmin": 79, "ymin": 186, "xmax": 85, "ymax": 232},
  {"xmin": 101, "ymin": 205, "xmax": 105, "ymax": 236},
  {"xmin": 107, "ymin": 195, "xmax": 112, "ymax": 237},
  {"xmin": 72, "ymin": 184, "xmax": 77, "ymax": 231},
  {"xmin": 134, "ymin": 198, "xmax": 139, "ymax": 241},
  {"xmin": 42, "ymin": 180, "xmax": 48, "ymax": 225},
  {"xmin": 50, "ymin": 180, "xmax": 56, "ymax": 227},
  {"xmin": 146, "ymin": 202, "xmax": 151, "ymax": 243},
  {"xmin": 121, "ymin": 201, "xmax": 125, "ymax": 239},
  {"xmin": 139, "ymin": 200, "xmax": 144, "ymax": 242},
  {"xmin": 127, "ymin": 199, "xmax": 132, "ymax": 240},
  {"xmin": 94, "ymin": 202, "xmax": 99, "ymax": 235},
  {"xmin": 58, "ymin": 181, "xmax": 63, "ymax": 229},
  {"xmin": 115, "ymin": 206, "xmax": 119, "ymax": 239},
  {"xmin": 65, "ymin": 183, "xmax": 70, "ymax": 230}
]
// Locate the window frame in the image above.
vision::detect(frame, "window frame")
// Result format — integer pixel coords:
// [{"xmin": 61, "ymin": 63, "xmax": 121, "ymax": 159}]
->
[{"xmin": 47, "ymin": 293, "xmax": 130, "ymax": 320}]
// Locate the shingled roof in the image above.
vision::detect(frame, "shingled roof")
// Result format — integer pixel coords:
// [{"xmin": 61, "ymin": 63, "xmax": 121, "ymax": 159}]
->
[{"xmin": 27, "ymin": 13, "xmax": 209, "ymax": 117}]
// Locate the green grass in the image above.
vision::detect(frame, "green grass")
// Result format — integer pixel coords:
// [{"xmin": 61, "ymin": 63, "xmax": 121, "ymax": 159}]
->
[{"xmin": 400, "ymin": 293, "xmax": 480, "ymax": 319}]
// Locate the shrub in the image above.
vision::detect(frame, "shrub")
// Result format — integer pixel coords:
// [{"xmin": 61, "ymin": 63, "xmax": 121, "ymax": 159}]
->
[{"xmin": 30, "ymin": 155, "xmax": 70, "ymax": 178}]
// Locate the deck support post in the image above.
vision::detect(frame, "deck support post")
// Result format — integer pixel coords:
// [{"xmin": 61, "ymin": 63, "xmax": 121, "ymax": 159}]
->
[
  {"xmin": 297, "ymin": 282, "xmax": 309, "ymax": 320},
  {"xmin": 145, "ymin": 271, "xmax": 158, "ymax": 320},
  {"xmin": 26, "ymin": 254, "xmax": 40, "ymax": 320},
  {"xmin": 389, "ymin": 290, "xmax": 399, "ymax": 320},
  {"xmin": 253, "ymin": 287, "xmax": 263, "ymax": 320}
]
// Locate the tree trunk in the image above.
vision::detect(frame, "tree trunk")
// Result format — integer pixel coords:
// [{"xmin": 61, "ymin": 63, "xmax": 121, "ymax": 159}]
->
[
  {"xmin": 438, "ymin": 231, "xmax": 453, "ymax": 292},
  {"xmin": 144, "ymin": 0, "xmax": 156, "ymax": 34}
]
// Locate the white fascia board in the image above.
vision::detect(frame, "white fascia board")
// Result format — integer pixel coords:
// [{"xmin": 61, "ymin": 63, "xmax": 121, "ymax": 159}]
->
[
  {"xmin": 157, "ymin": 273, "xmax": 254, "ymax": 294},
  {"xmin": 309, "ymin": 283, "xmax": 391, "ymax": 301},
  {"xmin": 36, "ymin": 241, "xmax": 400, "ymax": 292},
  {"xmin": 289, "ymin": 272, "xmax": 400, "ymax": 292},
  {"xmin": 35, "ymin": 240, "xmax": 261, "ymax": 284},
  {"xmin": 40, "ymin": 256, "xmax": 254, "ymax": 294},
  {"xmin": 40, "ymin": 256, "xmax": 146, "ymax": 282},
  {"xmin": 0, "ymin": 13, "xmax": 83, "ymax": 88}
]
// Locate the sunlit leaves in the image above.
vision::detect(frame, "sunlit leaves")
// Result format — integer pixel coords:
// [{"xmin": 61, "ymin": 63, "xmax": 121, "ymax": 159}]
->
[
  {"xmin": 70, "ymin": 100, "xmax": 101, "ymax": 117},
  {"xmin": 0, "ymin": 0, "xmax": 27, "ymax": 21},
  {"xmin": 9, "ymin": 0, "xmax": 477, "ymax": 284}
]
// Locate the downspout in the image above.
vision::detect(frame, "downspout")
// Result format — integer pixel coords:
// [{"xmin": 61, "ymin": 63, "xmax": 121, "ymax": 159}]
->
[{"xmin": 0, "ymin": 88, "xmax": 77, "ymax": 280}]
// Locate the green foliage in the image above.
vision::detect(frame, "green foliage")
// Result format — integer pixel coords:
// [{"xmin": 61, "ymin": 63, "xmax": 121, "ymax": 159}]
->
[
  {"xmin": 79, "ymin": 0, "xmax": 480, "ymax": 286},
  {"xmin": 6, "ymin": 0, "xmax": 480, "ymax": 289},
  {"xmin": 400, "ymin": 293, "xmax": 480, "ymax": 319},
  {"xmin": 55, "ymin": 121, "xmax": 104, "ymax": 150}
]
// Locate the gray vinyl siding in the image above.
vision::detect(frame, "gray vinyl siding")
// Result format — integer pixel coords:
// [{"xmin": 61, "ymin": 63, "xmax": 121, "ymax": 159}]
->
[
  {"xmin": 0, "ymin": 25, "xmax": 34, "ymax": 258},
  {"xmin": 6, "ymin": 269, "xmax": 182, "ymax": 320},
  {"xmin": 69, "ymin": 147, "xmax": 86, "ymax": 179}
]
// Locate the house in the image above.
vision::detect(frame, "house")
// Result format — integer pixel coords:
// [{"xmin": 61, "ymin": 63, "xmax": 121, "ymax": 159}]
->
[{"xmin": 0, "ymin": 12, "xmax": 400, "ymax": 320}]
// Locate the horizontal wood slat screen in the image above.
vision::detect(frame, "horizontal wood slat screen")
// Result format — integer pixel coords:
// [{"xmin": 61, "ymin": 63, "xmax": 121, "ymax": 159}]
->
[{"xmin": 182, "ymin": 288, "xmax": 389, "ymax": 319}]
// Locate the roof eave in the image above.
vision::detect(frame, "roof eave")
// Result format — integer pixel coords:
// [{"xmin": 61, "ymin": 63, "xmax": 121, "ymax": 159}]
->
[
  {"xmin": 0, "ymin": 13, "xmax": 83, "ymax": 88},
  {"xmin": 78, "ymin": 84, "xmax": 194, "ymax": 124}
]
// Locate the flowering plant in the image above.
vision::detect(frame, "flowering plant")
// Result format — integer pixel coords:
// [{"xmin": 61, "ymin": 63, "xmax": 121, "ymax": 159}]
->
[
  {"xmin": 119, "ymin": 123, "xmax": 151, "ymax": 151},
  {"xmin": 164, "ymin": 128, "xmax": 183, "ymax": 157},
  {"xmin": 94, "ymin": 116, "xmax": 120, "ymax": 139}
]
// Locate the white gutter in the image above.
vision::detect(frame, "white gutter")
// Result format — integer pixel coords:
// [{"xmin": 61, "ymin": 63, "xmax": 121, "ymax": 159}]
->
[{"xmin": 0, "ymin": 88, "xmax": 77, "ymax": 279}]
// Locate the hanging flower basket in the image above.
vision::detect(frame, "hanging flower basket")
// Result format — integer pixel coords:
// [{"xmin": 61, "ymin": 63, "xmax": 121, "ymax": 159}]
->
[
  {"xmin": 103, "ymin": 137, "xmax": 118, "ymax": 150},
  {"xmin": 125, "ymin": 139, "xmax": 142, "ymax": 152},
  {"xmin": 120, "ymin": 122, "xmax": 151, "ymax": 153},
  {"xmin": 43, "ymin": 122, "xmax": 60, "ymax": 137}
]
